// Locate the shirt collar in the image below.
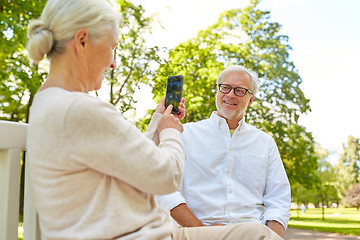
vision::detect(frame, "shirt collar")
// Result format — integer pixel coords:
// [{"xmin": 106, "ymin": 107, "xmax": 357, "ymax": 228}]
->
[{"xmin": 210, "ymin": 112, "xmax": 245, "ymax": 132}]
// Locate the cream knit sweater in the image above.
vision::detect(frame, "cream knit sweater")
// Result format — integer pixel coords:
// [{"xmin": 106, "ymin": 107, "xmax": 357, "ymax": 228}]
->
[{"xmin": 27, "ymin": 87, "xmax": 184, "ymax": 240}]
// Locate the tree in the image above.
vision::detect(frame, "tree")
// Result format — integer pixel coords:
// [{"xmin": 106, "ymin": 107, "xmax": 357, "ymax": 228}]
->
[
  {"xmin": 291, "ymin": 147, "xmax": 339, "ymax": 220},
  {"xmin": 0, "ymin": 0, "xmax": 47, "ymax": 122},
  {"xmin": 344, "ymin": 184, "xmax": 360, "ymax": 210},
  {"xmin": 334, "ymin": 135, "xmax": 360, "ymax": 199},
  {"xmin": 312, "ymin": 148, "xmax": 339, "ymax": 219},
  {"xmin": 146, "ymin": 0, "xmax": 318, "ymax": 188},
  {"xmin": 102, "ymin": 0, "xmax": 163, "ymax": 118},
  {"xmin": 290, "ymin": 182, "xmax": 311, "ymax": 218}
]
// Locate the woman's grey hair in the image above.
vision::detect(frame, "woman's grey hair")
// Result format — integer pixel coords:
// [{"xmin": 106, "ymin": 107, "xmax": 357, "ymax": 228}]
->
[
  {"xmin": 27, "ymin": 0, "xmax": 121, "ymax": 63},
  {"xmin": 217, "ymin": 65, "xmax": 260, "ymax": 95}
]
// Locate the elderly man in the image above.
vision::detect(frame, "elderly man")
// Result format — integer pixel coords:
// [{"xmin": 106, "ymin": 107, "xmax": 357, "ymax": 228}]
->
[{"xmin": 158, "ymin": 65, "xmax": 291, "ymax": 238}]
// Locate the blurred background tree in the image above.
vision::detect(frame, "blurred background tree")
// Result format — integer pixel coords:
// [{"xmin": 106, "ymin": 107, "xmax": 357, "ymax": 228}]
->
[
  {"xmin": 344, "ymin": 183, "xmax": 360, "ymax": 210},
  {"xmin": 334, "ymin": 136, "xmax": 360, "ymax": 198},
  {"xmin": 103, "ymin": 0, "xmax": 163, "ymax": 118},
  {"xmin": 0, "ymin": 0, "xmax": 47, "ymax": 122},
  {"xmin": 312, "ymin": 147, "xmax": 339, "ymax": 219}
]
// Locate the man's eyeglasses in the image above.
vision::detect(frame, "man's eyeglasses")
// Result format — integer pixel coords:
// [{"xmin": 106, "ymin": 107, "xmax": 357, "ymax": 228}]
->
[{"xmin": 218, "ymin": 84, "xmax": 253, "ymax": 97}]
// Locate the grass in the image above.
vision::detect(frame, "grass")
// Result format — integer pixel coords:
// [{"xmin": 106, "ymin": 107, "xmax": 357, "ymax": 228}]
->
[{"xmin": 288, "ymin": 207, "xmax": 360, "ymax": 236}]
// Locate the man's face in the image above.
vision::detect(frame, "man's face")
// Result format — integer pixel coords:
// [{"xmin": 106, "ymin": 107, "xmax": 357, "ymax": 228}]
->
[{"xmin": 215, "ymin": 71, "xmax": 254, "ymax": 124}]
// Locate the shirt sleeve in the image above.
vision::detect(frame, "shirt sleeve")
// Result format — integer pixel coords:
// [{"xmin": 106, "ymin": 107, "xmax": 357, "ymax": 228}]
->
[
  {"xmin": 157, "ymin": 191, "xmax": 186, "ymax": 210},
  {"xmin": 262, "ymin": 140, "xmax": 291, "ymax": 229},
  {"xmin": 63, "ymin": 96, "xmax": 185, "ymax": 196}
]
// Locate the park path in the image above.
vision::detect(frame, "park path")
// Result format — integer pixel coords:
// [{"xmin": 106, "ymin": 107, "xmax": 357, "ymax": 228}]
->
[{"xmin": 284, "ymin": 228, "xmax": 360, "ymax": 240}]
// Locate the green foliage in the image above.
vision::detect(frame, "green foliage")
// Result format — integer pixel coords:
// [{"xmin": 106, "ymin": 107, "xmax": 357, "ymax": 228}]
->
[
  {"xmin": 105, "ymin": 0, "xmax": 163, "ymax": 117},
  {"xmin": 335, "ymin": 136, "xmax": 360, "ymax": 198},
  {"xmin": 146, "ymin": 0, "xmax": 318, "ymax": 188},
  {"xmin": 1, "ymin": 0, "xmax": 161, "ymax": 121},
  {"xmin": 313, "ymin": 149, "xmax": 340, "ymax": 209},
  {"xmin": 0, "ymin": 0, "xmax": 47, "ymax": 122},
  {"xmin": 291, "ymin": 147, "xmax": 340, "ymax": 218}
]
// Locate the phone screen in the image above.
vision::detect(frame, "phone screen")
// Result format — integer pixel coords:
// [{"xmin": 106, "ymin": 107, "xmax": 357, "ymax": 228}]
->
[{"xmin": 165, "ymin": 75, "xmax": 184, "ymax": 114}]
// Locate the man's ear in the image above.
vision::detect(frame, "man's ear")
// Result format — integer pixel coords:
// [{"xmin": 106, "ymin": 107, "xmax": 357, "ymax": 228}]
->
[
  {"xmin": 248, "ymin": 95, "xmax": 254, "ymax": 106},
  {"xmin": 74, "ymin": 28, "xmax": 89, "ymax": 56}
]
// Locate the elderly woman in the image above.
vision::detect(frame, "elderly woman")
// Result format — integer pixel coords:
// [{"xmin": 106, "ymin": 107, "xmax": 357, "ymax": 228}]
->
[{"xmin": 26, "ymin": 0, "xmax": 185, "ymax": 239}]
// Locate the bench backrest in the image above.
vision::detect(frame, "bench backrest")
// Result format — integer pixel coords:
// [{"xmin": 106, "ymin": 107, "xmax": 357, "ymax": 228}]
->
[{"xmin": 0, "ymin": 120, "xmax": 40, "ymax": 240}]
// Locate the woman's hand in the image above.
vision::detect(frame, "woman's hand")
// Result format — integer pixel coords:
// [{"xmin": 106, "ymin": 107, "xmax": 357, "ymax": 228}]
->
[
  {"xmin": 155, "ymin": 97, "xmax": 167, "ymax": 114},
  {"xmin": 157, "ymin": 105, "xmax": 184, "ymax": 133},
  {"xmin": 155, "ymin": 97, "xmax": 186, "ymax": 121}
]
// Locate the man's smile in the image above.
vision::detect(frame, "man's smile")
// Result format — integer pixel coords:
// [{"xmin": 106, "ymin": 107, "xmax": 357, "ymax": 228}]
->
[{"xmin": 223, "ymin": 101, "xmax": 237, "ymax": 106}]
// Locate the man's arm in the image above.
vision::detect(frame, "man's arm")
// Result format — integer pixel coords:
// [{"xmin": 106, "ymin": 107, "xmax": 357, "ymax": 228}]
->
[
  {"xmin": 266, "ymin": 220, "xmax": 284, "ymax": 237},
  {"xmin": 263, "ymin": 141, "xmax": 291, "ymax": 231},
  {"xmin": 170, "ymin": 203, "xmax": 204, "ymax": 227}
]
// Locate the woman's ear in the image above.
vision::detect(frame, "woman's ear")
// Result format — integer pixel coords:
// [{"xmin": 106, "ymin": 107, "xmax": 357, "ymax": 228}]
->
[{"xmin": 74, "ymin": 28, "xmax": 89, "ymax": 56}]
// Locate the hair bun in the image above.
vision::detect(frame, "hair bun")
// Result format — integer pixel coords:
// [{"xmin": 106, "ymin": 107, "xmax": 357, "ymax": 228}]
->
[{"xmin": 27, "ymin": 19, "xmax": 54, "ymax": 62}]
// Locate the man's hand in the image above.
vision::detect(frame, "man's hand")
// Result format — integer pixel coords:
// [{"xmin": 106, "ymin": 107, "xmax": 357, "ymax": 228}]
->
[
  {"xmin": 266, "ymin": 220, "xmax": 284, "ymax": 237},
  {"xmin": 175, "ymin": 97, "xmax": 186, "ymax": 120}
]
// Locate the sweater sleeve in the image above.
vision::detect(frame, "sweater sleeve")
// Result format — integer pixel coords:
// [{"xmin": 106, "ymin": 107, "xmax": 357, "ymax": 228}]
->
[
  {"xmin": 144, "ymin": 112, "xmax": 162, "ymax": 145},
  {"xmin": 62, "ymin": 96, "xmax": 185, "ymax": 195}
]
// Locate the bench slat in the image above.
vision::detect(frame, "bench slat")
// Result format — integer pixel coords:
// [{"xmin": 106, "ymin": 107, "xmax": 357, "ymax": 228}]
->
[{"xmin": 0, "ymin": 121, "xmax": 40, "ymax": 240}]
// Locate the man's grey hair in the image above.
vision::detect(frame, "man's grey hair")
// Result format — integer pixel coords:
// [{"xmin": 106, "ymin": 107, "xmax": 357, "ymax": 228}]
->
[{"xmin": 216, "ymin": 65, "xmax": 259, "ymax": 95}]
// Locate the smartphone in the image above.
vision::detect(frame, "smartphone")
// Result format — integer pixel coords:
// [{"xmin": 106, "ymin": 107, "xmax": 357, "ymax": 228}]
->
[{"xmin": 165, "ymin": 75, "xmax": 184, "ymax": 114}]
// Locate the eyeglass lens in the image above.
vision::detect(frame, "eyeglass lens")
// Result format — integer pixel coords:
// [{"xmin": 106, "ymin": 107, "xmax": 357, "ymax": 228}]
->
[{"xmin": 219, "ymin": 84, "xmax": 247, "ymax": 97}]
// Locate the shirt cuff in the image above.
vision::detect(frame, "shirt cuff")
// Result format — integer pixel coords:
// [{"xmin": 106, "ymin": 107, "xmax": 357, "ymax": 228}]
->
[{"xmin": 157, "ymin": 191, "xmax": 186, "ymax": 210}]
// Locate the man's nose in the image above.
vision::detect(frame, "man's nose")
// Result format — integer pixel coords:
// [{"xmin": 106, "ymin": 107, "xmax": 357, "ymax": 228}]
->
[{"xmin": 227, "ymin": 88, "xmax": 237, "ymax": 97}]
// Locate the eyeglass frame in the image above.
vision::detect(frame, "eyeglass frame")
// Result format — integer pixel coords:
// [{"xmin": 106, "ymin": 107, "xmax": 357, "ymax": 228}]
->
[{"xmin": 218, "ymin": 83, "xmax": 254, "ymax": 97}]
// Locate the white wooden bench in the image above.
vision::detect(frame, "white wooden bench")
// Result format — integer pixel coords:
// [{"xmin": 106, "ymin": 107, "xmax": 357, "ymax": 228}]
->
[{"xmin": 0, "ymin": 120, "xmax": 40, "ymax": 240}]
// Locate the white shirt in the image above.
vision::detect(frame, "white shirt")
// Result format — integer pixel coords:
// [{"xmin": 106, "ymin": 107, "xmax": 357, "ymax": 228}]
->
[{"xmin": 158, "ymin": 112, "xmax": 291, "ymax": 228}]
